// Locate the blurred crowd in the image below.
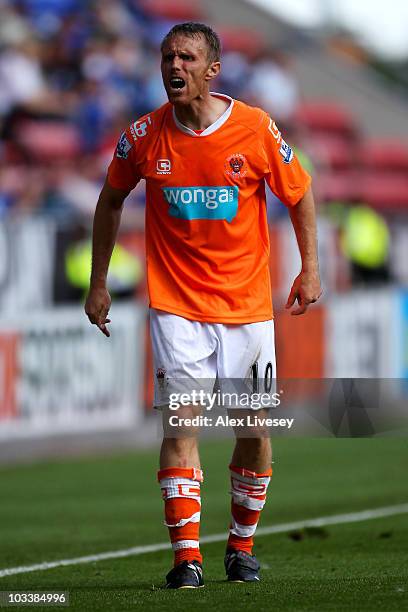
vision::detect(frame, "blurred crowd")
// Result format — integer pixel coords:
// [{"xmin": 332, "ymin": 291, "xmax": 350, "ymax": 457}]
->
[
  {"xmin": 0, "ymin": 0, "xmax": 300, "ymax": 224},
  {"xmin": 2, "ymin": 0, "xmax": 408, "ymax": 293}
]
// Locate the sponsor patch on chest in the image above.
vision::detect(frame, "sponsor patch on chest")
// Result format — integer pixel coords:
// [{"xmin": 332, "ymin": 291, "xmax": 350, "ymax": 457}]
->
[{"xmin": 162, "ymin": 186, "xmax": 239, "ymax": 223}]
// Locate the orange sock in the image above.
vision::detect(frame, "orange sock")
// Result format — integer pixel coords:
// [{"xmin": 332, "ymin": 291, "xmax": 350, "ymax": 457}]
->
[
  {"xmin": 227, "ymin": 464, "xmax": 272, "ymax": 555},
  {"xmin": 158, "ymin": 467, "xmax": 203, "ymax": 566}
]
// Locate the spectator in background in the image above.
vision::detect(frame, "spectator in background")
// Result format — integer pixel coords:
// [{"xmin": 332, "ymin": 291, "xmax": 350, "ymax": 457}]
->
[
  {"xmin": 340, "ymin": 204, "xmax": 391, "ymax": 285},
  {"xmin": 216, "ymin": 50, "xmax": 251, "ymax": 100},
  {"xmin": 247, "ymin": 50, "xmax": 299, "ymax": 124},
  {"xmin": 0, "ymin": 37, "xmax": 52, "ymax": 119}
]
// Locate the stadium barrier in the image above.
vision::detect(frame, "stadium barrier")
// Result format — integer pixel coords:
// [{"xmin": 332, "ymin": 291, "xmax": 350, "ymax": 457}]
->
[
  {"xmin": 0, "ymin": 218, "xmax": 55, "ymax": 313},
  {"xmin": 0, "ymin": 303, "xmax": 145, "ymax": 441},
  {"xmin": 1, "ymin": 282, "xmax": 407, "ymax": 457}
]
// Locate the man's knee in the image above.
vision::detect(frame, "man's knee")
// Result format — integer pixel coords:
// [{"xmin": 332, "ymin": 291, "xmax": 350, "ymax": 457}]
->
[{"xmin": 162, "ymin": 404, "xmax": 202, "ymax": 438}]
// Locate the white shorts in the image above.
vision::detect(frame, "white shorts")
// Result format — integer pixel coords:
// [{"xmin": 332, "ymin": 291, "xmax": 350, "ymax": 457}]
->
[{"xmin": 150, "ymin": 308, "xmax": 276, "ymax": 408}]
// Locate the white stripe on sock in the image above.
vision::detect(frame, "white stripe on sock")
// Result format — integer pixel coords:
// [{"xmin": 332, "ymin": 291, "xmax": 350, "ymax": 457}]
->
[
  {"xmin": 230, "ymin": 518, "xmax": 258, "ymax": 538},
  {"xmin": 172, "ymin": 540, "xmax": 200, "ymax": 551}
]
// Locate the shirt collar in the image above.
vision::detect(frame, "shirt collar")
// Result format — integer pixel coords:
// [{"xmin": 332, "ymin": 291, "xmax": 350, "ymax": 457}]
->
[{"xmin": 172, "ymin": 93, "xmax": 234, "ymax": 137}]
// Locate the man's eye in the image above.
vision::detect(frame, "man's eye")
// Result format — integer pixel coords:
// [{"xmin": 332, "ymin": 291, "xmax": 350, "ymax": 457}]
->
[{"xmin": 181, "ymin": 54, "xmax": 192, "ymax": 60}]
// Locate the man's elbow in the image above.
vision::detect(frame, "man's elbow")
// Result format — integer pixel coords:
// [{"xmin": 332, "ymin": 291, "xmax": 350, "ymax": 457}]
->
[
  {"xmin": 99, "ymin": 179, "xmax": 129, "ymax": 210},
  {"xmin": 293, "ymin": 184, "xmax": 315, "ymax": 209}
]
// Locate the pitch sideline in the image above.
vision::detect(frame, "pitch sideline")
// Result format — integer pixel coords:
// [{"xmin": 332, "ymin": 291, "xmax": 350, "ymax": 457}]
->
[{"xmin": 1, "ymin": 503, "xmax": 407, "ymax": 579}]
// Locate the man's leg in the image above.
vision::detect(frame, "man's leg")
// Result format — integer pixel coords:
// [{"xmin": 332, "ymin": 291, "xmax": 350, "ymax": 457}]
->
[
  {"xmin": 227, "ymin": 434, "xmax": 272, "ymax": 556},
  {"xmin": 158, "ymin": 408, "xmax": 203, "ymax": 568},
  {"xmin": 215, "ymin": 319, "xmax": 275, "ymax": 563},
  {"xmin": 150, "ymin": 310, "xmax": 217, "ymax": 586}
]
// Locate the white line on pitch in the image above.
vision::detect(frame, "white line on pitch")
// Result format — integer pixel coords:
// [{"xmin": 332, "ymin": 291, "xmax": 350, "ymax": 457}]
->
[{"xmin": 1, "ymin": 503, "xmax": 407, "ymax": 579}]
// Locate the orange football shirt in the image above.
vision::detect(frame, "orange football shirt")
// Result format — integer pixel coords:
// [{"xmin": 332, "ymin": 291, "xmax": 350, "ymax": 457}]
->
[{"xmin": 107, "ymin": 94, "xmax": 311, "ymax": 323}]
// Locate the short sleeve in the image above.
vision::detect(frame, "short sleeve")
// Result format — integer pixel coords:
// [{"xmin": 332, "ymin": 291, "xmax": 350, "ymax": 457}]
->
[
  {"xmin": 260, "ymin": 113, "xmax": 311, "ymax": 206},
  {"xmin": 107, "ymin": 128, "xmax": 142, "ymax": 192}
]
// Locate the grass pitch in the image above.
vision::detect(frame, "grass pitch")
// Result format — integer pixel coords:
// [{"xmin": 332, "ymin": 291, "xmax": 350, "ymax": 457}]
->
[{"xmin": 0, "ymin": 438, "xmax": 407, "ymax": 611}]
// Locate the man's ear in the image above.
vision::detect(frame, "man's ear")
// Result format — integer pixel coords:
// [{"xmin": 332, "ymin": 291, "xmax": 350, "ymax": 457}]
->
[{"xmin": 205, "ymin": 61, "xmax": 221, "ymax": 81}]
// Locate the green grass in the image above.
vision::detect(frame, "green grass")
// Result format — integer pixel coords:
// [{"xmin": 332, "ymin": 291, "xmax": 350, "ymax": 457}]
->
[{"xmin": 0, "ymin": 439, "xmax": 407, "ymax": 610}]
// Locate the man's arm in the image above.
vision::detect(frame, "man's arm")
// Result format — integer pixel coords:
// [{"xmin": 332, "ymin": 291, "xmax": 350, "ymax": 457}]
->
[
  {"xmin": 286, "ymin": 185, "xmax": 322, "ymax": 315},
  {"xmin": 84, "ymin": 179, "xmax": 130, "ymax": 336}
]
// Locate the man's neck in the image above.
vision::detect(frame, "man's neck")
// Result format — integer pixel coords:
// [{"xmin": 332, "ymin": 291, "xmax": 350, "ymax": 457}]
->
[{"xmin": 173, "ymin": 93, "xmax": 230, "ymax": 131}]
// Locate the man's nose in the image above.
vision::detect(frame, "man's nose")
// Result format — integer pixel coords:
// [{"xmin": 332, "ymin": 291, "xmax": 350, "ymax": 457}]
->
[{"xmin": 171, "ymin": 55, "xmax": 183, "ymax": 70}]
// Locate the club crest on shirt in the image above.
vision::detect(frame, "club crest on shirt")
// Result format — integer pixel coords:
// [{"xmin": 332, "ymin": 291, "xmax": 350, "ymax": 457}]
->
[{"xmin": 225, "ymin": 153, "xmax": 248, "ymax": 179}]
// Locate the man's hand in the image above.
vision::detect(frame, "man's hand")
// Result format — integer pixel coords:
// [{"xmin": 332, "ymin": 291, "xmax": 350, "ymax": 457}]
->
[
  {"xmin": 285, "ymin": 270, "xmax": 322, "ymax": 316},
  {"xmin": 85, "ymin": 286, "xmax": 112, "ymax": 337}
]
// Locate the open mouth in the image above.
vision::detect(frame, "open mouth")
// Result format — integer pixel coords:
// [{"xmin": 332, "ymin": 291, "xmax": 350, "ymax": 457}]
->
[{"xmin": 169, "ymin": 77, "xmax": 186, "ymax": 90}]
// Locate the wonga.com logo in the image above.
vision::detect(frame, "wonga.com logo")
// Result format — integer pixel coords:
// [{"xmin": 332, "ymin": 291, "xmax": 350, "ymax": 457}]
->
[{"xmin": 162, "ymin": 186, "xmax": 239, "ymax": 223}]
